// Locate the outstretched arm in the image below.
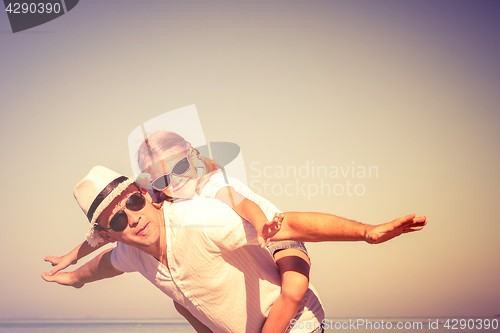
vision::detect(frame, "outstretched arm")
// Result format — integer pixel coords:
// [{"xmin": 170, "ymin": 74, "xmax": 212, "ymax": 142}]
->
[
  {"xmin": 44, "ymin": 240, "xmax": 108, "ymax": 276},
  {"xmin": 41, "ymin": 248, "xmax": 123, "ymax": 288},
  {"xmin": 271, "ymin": 212, "xmax": 426, "ymax": 244}
]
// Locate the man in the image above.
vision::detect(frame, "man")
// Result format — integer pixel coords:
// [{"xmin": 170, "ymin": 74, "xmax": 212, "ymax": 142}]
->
[{"xmin": 42, "ymin": 166, "xmax": 426, "ymax": 332}]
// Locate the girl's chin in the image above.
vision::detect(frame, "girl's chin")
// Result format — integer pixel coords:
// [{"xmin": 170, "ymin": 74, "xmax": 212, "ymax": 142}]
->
[
  {"xmin": 171, "ymin": 196, "xmax": 195, "ymax": 203},
  {"xmin": 170, "ymin": 190, "xmax": 196, "ymax": 200}
]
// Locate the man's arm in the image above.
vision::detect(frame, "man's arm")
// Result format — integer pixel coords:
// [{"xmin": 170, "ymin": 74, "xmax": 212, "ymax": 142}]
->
[
  {"xmin": 41, "ymin": 248, "xmax": 123, "ymax": 288},
  {"xmin": 44, "ymin": 239, "xmax": 108, "ymax": 276},
  {"xmin": 174, "ymin": 301, "xmax": 213, "ymax": 333},
  {"xmin": 271, "ymin": 212, "xmax": 426, "ymax": 244}
]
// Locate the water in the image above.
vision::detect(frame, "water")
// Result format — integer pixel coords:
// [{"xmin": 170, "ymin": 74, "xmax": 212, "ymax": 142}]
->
[
  {"xmin": 0, "ymin": 319, "xmax": 196, "ymax": 333},
  {"xmin": 0, "ymin": 318, "xmax": 498, "ymax": 332}
]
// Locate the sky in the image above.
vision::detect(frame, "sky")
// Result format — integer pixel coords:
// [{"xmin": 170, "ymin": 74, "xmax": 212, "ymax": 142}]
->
[{"xmin": 0, "ymin": 0, "xmax": 499, "ymax": 321}]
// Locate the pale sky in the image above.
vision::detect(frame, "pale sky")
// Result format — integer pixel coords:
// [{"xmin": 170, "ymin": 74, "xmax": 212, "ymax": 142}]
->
[{"xmin": 0, "ymin": 0, "xmax": 499, "ymax": 320}]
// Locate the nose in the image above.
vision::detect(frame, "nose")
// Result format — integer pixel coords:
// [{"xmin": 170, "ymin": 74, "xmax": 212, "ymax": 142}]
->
[
  {"xmin": 169, "ymin": 174, "xmax": 184, "ymax": 188},
  {"xmin": 125, "ymin": 209, "xmax": 140, "ymax": 228}
]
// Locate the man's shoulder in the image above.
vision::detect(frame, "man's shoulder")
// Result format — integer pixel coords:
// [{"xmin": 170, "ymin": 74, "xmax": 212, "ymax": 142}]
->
[
  {"xmin": 112, "ymin": 241, "xmax": 137, "ymax": 258},
  {"xmin": 172, "ymin": 197, "xmax": 238, "ymax": 221},
  {"xmin": 169, "ymin": 198, "xmax": 249, "ymax": 237},
  {"xmin": 109, "ymin": 242, "xmax": 142, "ymax": 272}
]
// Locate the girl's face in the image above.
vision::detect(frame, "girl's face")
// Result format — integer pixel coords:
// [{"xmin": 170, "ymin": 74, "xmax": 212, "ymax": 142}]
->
[{"xmin": 147, "ymin": 146, "xmax": 200, "ymax": 200}]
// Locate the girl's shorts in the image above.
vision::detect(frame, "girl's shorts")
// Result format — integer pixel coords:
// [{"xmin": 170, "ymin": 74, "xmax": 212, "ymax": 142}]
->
[{"xmin": 266, "ymin": 240, "xmax": 308, "ymax": 258}]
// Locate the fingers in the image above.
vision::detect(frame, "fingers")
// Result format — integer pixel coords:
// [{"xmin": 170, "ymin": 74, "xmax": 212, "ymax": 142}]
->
[
  {"xmin": 392, "ymin": 213, "xmax": 416, "ymax": 226},
  {"xmin": 401, "ymin": 223, "xmax": 426, "ymax": 231},
  {"xmin": 41, "ymin": 272, "xmax": 55, "ymax": 282},
  {"xmin": 413, "ymin": 216, "xmax": 427, "ymax": 224},
  {"xmin": 44, "ymin": 255, "xmax": 59, "ymax": 266},
  {"xmin": 393, "ymin": 214, "xmax": 427, "ymax": 228},
  {"xmin": 267, "ymin": 219, "xmax": 281, "ymax": 229},
  {"xmin": 49, "ymin": 265, "xmax": 63, "ymax": 276},
  {"xmin": 402, "ymin": 216, "xmax": 427, "ymax": 230},
  {"xmin": 413, "ymin": 217, "xmax": 427, "ymax": 224},
  {"xmin": 272, "ymin": 213, "xmax": 284, "ymax": 224},
  {"xmin": 368, "ymin": 214, "xmax": 427, "ymax": 244},
  {"xmin": 41, "ymin": 272, "xmax": 82, "ymax": 288},
  {"xmin": 402, "ymin": 225, "xmax": 426, "ymax": 233},
  {"xmin": 400, "ymin": 215, "xmax": 427, "ymax": 234},
  {"xmin": 258, "ymin": 236, "xmax": 266, "ymax": 248},
  {"xmin": 44, "ymin": 256, "xmax": 67, "ymax": 275}
]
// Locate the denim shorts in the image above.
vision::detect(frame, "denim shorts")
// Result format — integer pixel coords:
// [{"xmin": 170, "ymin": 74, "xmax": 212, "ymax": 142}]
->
[{"xmin": 266, "ymin": 240, "xmax": 308, "ymax": 257}]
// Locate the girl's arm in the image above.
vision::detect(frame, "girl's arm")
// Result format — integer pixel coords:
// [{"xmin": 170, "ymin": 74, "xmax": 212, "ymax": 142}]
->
[
  {"xmin": 215, "ymin": 186, "xmax": 281, "ymax": 247},
  {"xmin": 44, "ymin": 239, "xmax": 108, "ymax": 276}
]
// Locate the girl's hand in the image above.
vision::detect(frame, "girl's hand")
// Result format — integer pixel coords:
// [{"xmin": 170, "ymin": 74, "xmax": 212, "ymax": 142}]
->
[
  {"xmin": 258, "ymin": 213, "xmax": 284, "ymax": 248},
  {"xmin": 44, "ymin": 255, "xmax": 77, "ymax": 276}
]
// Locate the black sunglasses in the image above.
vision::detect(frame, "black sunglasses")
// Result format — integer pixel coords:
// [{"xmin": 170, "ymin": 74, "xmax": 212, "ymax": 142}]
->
[
  {"xmin": 104, "ymin": 192, "xmax": 146, "ymax": 232},
  {"xmin": 150, "ymin": 155, "xmax": 191, "ymax": 191}
]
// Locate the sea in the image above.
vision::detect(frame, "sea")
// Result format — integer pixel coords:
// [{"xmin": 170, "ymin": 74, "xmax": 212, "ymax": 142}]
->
[
  {"xmin": 0, "ymin": 319, "xmax": 195, "ymax": 333},
  {"xmin": 0, "ymin": 317, "xmax": 498, "ymax": 332}
]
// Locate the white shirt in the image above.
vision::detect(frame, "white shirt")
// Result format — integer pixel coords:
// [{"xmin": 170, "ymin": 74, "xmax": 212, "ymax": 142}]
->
[
  {"xmin": 111, "ymin": 196, "xmax": 324, "ymax": 333},
  {"xmin": 197, "ymin": 171, "xmax": 281, "ymax": 213}
]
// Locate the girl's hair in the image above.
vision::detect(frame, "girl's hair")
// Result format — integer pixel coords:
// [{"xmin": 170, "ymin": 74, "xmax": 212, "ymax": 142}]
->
[
  {"xmin": 138, "ymin": 131, "xmax": 188, "ymax": 171},
  {"xmin": 137, "ymin": 131, "xmax": 222, "ymax": 202}
]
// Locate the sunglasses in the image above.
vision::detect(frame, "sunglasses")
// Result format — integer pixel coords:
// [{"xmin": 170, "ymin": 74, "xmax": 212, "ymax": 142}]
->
[
  {"xmin": 150, "ymin": 153, "xmax": 192, "ymax": 191},
  {"xmin": 104, "ymin": 192, "xmax": 146, "ymax": 232}
]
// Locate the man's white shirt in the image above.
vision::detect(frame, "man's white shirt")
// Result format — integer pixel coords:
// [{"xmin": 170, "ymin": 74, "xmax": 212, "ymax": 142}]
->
[{"xmin": 111, "ymin": 189, "xmax": 324, "ymax": 332}]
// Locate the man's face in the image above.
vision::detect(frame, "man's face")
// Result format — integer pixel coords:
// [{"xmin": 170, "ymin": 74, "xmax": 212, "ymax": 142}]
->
[{"xmin": 97, "ymin": 184, "xmax": 162, "ymax": 249}]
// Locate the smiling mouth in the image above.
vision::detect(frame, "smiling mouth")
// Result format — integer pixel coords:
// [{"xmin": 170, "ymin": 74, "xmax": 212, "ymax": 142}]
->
[
  {"xmin": 173, "ymin": 179, "xmax": 189, "ymax": 191},
  {"xmin": 137, "ymin": 222, "xmax": 149, "ymax": 235}
]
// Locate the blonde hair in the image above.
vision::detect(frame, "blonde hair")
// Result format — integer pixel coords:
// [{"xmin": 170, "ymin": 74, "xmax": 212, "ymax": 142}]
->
[{"xmin": 137, "ymin": 131, "xmax": 222, "ymax": 199}]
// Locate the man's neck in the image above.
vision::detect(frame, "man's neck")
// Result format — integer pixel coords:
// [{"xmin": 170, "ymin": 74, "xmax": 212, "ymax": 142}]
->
[{"xmin": 138, "ymin": 207, "xmax": 167, "ymax": 266}]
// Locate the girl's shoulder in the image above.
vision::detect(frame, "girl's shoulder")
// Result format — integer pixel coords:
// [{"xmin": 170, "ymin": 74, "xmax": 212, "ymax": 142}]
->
[{"xmin": 196, "ymin": 170, "xmax": 223, "ymax": 199}]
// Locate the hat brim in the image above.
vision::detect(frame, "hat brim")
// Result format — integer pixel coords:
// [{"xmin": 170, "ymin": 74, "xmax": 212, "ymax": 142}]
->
[{"xmin": 86, "ymin": 178, "xmax": 136, "ymax": 247}]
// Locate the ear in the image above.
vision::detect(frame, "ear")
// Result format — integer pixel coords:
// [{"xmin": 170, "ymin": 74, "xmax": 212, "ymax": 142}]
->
[
  {"xmin": 138, "ymin": 186, "xmax": 155, "ymax": 203},
  {"xmin": 152, "ymin": 202, "xmax": 164, "ymax": 209},
  {"xmin": 188, "ymin": 145, "xmax": 198, "ymax": 159},
  {"xmin": 97, "ymin": 229, "xmax": 117, "ymax": 243}
]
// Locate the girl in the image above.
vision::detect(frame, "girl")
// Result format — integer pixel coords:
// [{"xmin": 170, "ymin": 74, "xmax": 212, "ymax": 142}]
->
[
  {"xmin": 45, "ymin": 131, "xmax": 313, "ymax": 333},
  {"xmin": 138, "ymin": 131, "xmax": 312, "ymax": 333}
]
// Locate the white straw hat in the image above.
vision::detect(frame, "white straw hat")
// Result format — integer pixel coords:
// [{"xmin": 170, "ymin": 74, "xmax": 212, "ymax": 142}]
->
[{"xmin": 73, "ymin": 166, "xmax": 135, "ymax": 247}]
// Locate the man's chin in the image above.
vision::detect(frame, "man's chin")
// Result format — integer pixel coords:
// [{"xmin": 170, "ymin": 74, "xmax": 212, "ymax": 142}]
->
[{"xmin": 121, "ymin": 234, "xmax": 159, "ymax": 248}]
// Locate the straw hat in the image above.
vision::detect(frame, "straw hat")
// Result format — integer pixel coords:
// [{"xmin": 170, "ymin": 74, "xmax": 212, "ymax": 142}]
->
[{"xmin": 73, "ymin": 166, "xmax": 135, "ymax": 246}]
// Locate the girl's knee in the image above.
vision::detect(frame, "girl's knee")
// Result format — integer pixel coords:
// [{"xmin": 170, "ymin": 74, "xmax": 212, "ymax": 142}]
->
[{"xmin": 282, "ymin": 273, "xmax": 309, "ymax": 304}]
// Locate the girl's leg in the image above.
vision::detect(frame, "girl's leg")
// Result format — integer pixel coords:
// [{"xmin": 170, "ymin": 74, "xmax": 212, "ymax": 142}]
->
[{"xmin": 262, "ymin": 243, "xmax": 311, "ymax": 333}]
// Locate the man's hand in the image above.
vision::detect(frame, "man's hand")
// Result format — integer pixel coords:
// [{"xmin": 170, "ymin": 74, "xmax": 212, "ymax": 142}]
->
[
  {"xmin": 41, "ymin": 248, "xmax": 122, "ymax": 288},
  {"xmin": 41, "ymin": 271, "xmax": 84, "ymax": 288},
  {"xmin": 43, "ymin": 240, "xmax": 108, "ymax": 276},
  {"xmin": 44, "ymin": 255, "xmax": 77, "ymax": 276},
  {"xmin": 365, "ymin": 214, "xmax": 427, "ymax": 244},
  {"xmin": 258, "ymin": 213, "xmax": 284, "ymax": 248}
]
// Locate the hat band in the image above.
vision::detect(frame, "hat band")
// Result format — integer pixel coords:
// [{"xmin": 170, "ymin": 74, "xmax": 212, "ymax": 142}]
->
[{"xmin": 87, "ymin": 176, "xmax": 129, "ymax": 223}]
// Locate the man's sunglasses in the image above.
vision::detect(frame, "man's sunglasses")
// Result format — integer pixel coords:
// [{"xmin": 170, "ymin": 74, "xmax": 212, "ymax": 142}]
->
[
  {"xmin": 103, "ymin": 192, "xmax": 146, "ymax": 232},
  {"xmin": 150, "ymin": 154, "xmax": 192, "ymax": 191}
]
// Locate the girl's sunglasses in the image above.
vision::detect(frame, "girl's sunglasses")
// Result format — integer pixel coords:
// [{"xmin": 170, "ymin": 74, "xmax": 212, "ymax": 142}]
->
[
  {"xmin": 104, "ymin": 192, "xmax": 146, "ymax": 232},
  {"xmin": 150, "ymin": 154, "xmax": 191, "ymax": 191}
]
